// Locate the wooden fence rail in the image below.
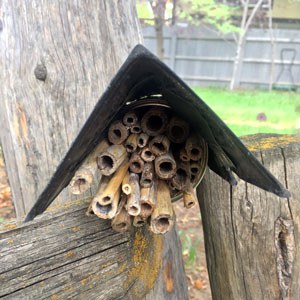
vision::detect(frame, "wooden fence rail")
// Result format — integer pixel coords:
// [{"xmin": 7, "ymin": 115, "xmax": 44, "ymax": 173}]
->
[{"xmin": 0, "ymin": 200, "xmax": 188, "ymax": 300}]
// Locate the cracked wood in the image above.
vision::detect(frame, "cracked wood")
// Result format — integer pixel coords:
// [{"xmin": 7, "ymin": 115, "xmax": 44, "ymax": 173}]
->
[{"xmin": 198, "ymin": 134, "xmax": 299, "ymax": 300}]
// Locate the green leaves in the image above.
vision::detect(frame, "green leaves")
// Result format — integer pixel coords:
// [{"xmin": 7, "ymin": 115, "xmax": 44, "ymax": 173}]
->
[{"xmin": 178, "ymin": 0, "xmax": 239, "ymax": 33}]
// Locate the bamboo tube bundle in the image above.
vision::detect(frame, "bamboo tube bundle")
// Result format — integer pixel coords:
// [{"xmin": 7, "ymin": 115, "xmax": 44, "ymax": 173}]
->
[{"xmin": 73, "ymin": 104, "xmax": 208, "ymax": 235}]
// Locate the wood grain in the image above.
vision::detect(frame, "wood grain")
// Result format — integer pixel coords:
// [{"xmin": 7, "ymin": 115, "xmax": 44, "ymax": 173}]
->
[
  {"xmin": 197, "ymin": 134, "xmax": 300, "ymax": 300},
  {"xmin": 0, "ymin": 198, "xmax": 188, "ymax": 300},
  {"xmin": 0, "ymin": 0, "xmax": 143, "ymax": 220}
]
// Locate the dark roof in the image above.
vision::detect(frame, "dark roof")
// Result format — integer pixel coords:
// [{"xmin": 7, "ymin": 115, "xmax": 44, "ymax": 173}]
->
[{"xmin": 25, "ymin": 45, "xmax": 290, "ymax": 222}]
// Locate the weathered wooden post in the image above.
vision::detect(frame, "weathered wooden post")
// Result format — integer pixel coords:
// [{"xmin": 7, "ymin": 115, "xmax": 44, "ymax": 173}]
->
[
  {"xmin": 198, "ymin": 134, "xmax": 299, "ymax": 299},
  {"xmin": 0, "ymin": 1, "xmax": 188, "ymax": 299},
  {"xmin": 0, "ymin": 0, "xmax": 143, "ymax": 220}
]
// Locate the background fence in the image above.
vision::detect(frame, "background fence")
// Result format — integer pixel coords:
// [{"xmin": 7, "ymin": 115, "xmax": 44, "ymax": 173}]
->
[{"xmin": 142, "ymin": 26, "xmax": 300, "ymax": 90}]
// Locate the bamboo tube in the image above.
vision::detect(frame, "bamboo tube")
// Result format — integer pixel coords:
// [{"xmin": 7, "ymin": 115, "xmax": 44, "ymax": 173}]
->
[
  {"xmin": 86, "ymin": 201, "xmax": 94, "ymax": 216},
  {"xmin": 133, "ymin": 215, "xmax": 146, "ymax": 227},
  {"xmin": 154, "ymin": 152, "xmax": 177, "ymax": 179},
  {"xmin": 141, "ymin": 108, "xmax": 168, "ymax": 136},
  {"xmin": 130, "ymin": 123, "xmax": 142, "ymax": 134},
  {"xmin": 127, "ymin": 173, "xmax": 141, "ymax": 216},
  {"xmin": 129, "ymin": 152, "xmax": 144, "ymax": 174},
  {"xmin": 122, "ymin": 171, "xmax": 131, "ymax": 195},
  {"xmin": 91, "ymin": 175, "xmax": 110, "ymax": 204},
  {"xmin": 97, "ymin": 159, "xmax": 129, "ymax": 205},
  {"xmin": 111, "ymin": 207, "xmax": 132, "ymax": 233},
  {"xmin": 183, "ymin": 183, "xmax": 197, "ymax": 209},
  {"xmin": 69, "ymin": 139, "xmax": 109, "ymax": 194},
  {"xmin": 185, "ymin": 135, "xmax": 203, "ymax": 161},
  {"xmin": 167, "ymin": 116, "xmax": 189, "ymax": 143},
  {"xmin": 149, "ymin": 135, "xmax": 170, "ymax": 156},
  {"xmin": 171, "ymin": 162, "xmax": 190, "ymax": 191},
  {"xmin": 115, "ymin": 193, "xmax": 128, "ymax": 216},
  {"xmin": 137, "ymin": 133, "xmax": 149, "ymax": 148},
  {"xmin": 97, "ymin": 144, "xmax": 127, "ymax": 176},
  {"xmin": 140, "ymin": 182, "xmax": 156, "ymax": 219},
  {"xmin": 179, "ymin": 148, "xmax": 190, "ymax": 162},
  {"xmin": 140, "ymin": 162, "xmax": 154, "ymax": 187},
  {"xmin": 150, "ymin": 180, "xmax": 174, "ymax": 234},
  {"xmin": 108, "ymin": 120, "xmax": 129, "ymax": 145},
  {"xmin": 93, "ymin": 187, "xmax": 120, "ymax": 219},
  {"xmin": 141, "ymin": 147, "xmax": 156, "ymax": 162},
  {"xmin": 123, "ymin": 111, "xmax": 138, "ymax": 127},
  {"xmin": 124, "ymin": 133, "xmax": 138, "ymax": 153},
  {"xmin": 190, "ymin": 161, "xmax": 201, "ymax": 184}
]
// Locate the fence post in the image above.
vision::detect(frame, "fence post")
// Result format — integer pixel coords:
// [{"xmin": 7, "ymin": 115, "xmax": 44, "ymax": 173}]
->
[{"xmin": 197, "ymin": 134, "xmax": 300, "ymax": 299}]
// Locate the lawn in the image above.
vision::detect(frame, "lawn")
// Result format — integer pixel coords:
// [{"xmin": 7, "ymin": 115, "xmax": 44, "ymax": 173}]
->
[{"xmin": 193, "ymin": 87, "xmax": 300, "ymax": 137}]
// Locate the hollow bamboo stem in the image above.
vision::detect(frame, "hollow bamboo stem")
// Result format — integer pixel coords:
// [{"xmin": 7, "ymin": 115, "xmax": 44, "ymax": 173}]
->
[
  {"xmin": 69, "ymin": 139, "xmax": 109, "ymax": 194},
  {"xmin": 185, "ymin": 135, "xmax": 203, "ymax": 161},
  {"xmin": 108, "ymin": 120, "xmax": 129, "ymax": 145},
  {"xmin": 129, "ymin": 152, "xmax": 144, "ymax": 174},
  {"xmin": 97, "ymin": 159, "xmax": 129, "ymax": 205},
  {"xmin": 140, "ymin": 162, "xmax": 154, "ymax": 188},
  {"xmin": 154, "ymin": 152, "xmax": 177, "ymax": 179},
  {"xmin": 171, "ymin": 161, "xmax": 190, "ymax": 191},
  {"xmin": 122, "ymin": 171, "xmax": 131, "ymax": 195},
  {"xmin": 141, "ymin": 147, "xmax": 156, "ymax": 162},
  {"xmin": 140, "ymin": 182, "xmax": 156, "ymax": 219},
  {"xmin": 179, "ymin": 148, "xmax": 190, "ymax": 162},
  {"xmin": 183, "ymin": 183, "xmax": 197, "ymax": 209},
  {"xmin": 123, "ymin": 111, "xmax": 138, "ymax": 127},
  {"xmin": 130, "ymin": 123, "xmax": 142, "ymax": 134},
  {"xmin": 111, "ymin": 207, "xmax": 132, "ymax": 233},
  {"xmin": 127, "ymin": 173, "xmax": 141, "ymax": 216},
  {"xmin": 92, "ymin": 187, "xmax": 120, "ymax": 219},
  {"xmin": 137, "ymin": 133, "xmax": 149, "ymax": 148},
  {"xmin": 141, "ymin": 108, "xmax": 168, "ymax": 136},
  {"xmin": 124, "ymin": 133, "xmax": 138, "ymax": 153},
  {"xmin": 190, "ymin": 161, "xmax": 201, "ymax": 184},
  {"xmin": 167, "ymin": 116, "xmax": 189, "ymax": 143},
  {"xmin": 133, "ymin": 215, "xmax": 146, "ymax": 227},
  {"xmin": 149, "ymin": 135, "xmax": 170, "ymax": 156},
  {"xmin": 150, "ymin": 179, "xmax": 174, "ymax": 234},
  {"xmin": 97, "ymin": 144, "xmax": 127, "ymax": 176}
]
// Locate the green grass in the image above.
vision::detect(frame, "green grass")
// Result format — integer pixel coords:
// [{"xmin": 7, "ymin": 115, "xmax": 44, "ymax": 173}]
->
[{"xmin": 193, "ymin": 87, "xmax": 300, "ymax": 137}]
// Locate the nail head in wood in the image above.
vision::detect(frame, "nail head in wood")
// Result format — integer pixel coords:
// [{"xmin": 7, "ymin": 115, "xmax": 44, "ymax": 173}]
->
[{"xmin": 34, "ymin": 63, "xmax": 47, "ymax": 81}]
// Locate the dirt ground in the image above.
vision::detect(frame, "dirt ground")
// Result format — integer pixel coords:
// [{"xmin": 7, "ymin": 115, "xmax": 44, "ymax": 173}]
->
[{"xmin": 0, "ymin": 154, "xmax": 211, "ymax": 299}]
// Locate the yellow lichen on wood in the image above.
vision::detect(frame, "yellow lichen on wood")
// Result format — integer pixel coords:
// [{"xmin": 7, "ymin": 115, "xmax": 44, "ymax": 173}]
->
[
  {"xmin": 124, "ymin": 227, "xmax": 163, "ymax": 297},
  {"xmin": 242, "ymin": 134, "xmax": 299, "ymax": 152}
]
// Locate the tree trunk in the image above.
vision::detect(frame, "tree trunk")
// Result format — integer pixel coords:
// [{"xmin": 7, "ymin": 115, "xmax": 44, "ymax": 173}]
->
[
  {"xmin": 0, "ymin": 0, "xmax": 143, "ymax": 220},
  {"xmin": 150, "ymin": 0, "xmax": 167, "ymax": 60},
  {"xmin": 0, "ymin": 2, "xmax": 188, "ymax": 299},
  {"xmin": 197, "ymin": 134, "xmax": 299, "ymax": 299}
]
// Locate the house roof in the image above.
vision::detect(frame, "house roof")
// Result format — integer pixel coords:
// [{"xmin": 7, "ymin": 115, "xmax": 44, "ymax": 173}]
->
[{"xmin": 25, "ymin": 45, "xmax": 290, "ymax": 222}]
